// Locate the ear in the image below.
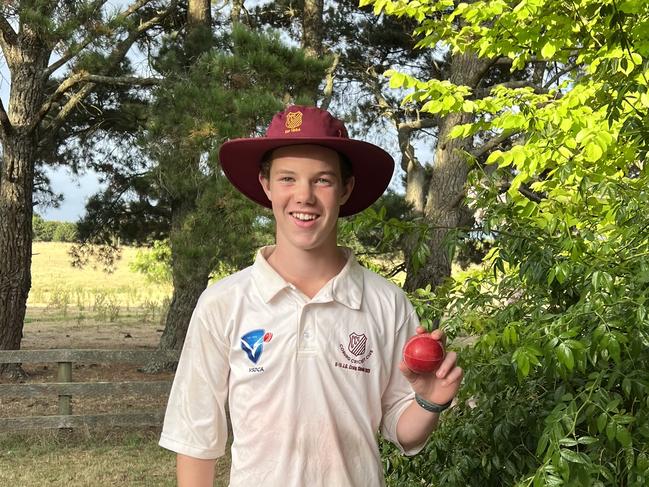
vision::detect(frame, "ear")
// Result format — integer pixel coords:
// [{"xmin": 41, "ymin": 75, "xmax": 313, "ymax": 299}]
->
[
  {"xmin": 259, "ymin": 172, "xmax": 272, "ymax": 201},
  {"xmin": 339, "ymin": 176, "xmax": 355, "ymax": 205}
]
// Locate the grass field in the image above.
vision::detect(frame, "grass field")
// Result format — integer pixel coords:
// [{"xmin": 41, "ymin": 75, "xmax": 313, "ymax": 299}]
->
[
  {"xmin": 28, "ymin": 242, "xmax": 171, "ymax": 322},
  {"xmin": 1, "ymin": 242, "xmax": 230, "ymax": 486},
  {"xmin": 0, "ymin": 430, "xmax": 231, "ymax": 487}
]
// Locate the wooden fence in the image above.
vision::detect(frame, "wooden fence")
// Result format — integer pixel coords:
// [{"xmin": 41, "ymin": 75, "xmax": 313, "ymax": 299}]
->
[{"xmin": 0, "ymin": 349, "xmax": 179, "ymax": 432}]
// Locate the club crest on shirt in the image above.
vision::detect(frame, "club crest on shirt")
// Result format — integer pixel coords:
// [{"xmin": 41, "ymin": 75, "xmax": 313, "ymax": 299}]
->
[
  {"xmin": 335, "ymin": 331, "xmax": 373, "ymax": 374},
  {"xmin": 348, "ymin": 332, "xmax": 367, "ymax": 356},
  {"xmin": 241, "ymin": 329, "xmax": 273, "ymax": 370}
]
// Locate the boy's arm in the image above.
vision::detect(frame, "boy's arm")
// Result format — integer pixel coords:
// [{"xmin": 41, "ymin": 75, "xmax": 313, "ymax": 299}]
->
[
  {"xmin": 177, "ymin": 454, "xmax": 216, "ymax": 487},
  {"xmin": 396, "ymin": 327, "xmax": 463, "ymax": 452}
]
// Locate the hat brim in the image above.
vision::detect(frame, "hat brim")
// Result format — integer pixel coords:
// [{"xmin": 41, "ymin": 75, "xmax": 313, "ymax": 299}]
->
[{"xmin": 219, "ymin": 137, "xmax": 394, "ymax": 217}]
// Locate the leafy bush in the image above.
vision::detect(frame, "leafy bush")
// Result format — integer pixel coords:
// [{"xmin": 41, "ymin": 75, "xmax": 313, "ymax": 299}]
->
[
  {"xmin": 52, "ymin": 222, "xmax": 78, "ymax": 242},
  {"xmin": 129, "ymin": 240, "xmax": 172, "ymax": 284},
  {"xmin": 33, "ymin": 215, "xmax": 78, "ymax": 242},
  {"xmin": 365, "ymin": 0, "xmax": 649, "ymax": 485}
]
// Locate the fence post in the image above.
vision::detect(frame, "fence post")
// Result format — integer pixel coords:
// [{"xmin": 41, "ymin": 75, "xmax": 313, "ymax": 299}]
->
[{"xmin": 57, "ymin": 361, "xmax": 72, "ymax": 416}]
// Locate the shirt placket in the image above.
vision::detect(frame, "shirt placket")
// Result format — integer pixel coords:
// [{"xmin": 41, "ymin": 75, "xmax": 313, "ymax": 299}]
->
[{"xmin": 296, "ymin": 301, "xmax": 317, "ymax": 355}]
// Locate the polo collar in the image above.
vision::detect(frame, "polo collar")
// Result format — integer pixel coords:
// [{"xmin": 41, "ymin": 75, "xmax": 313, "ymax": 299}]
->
[{"xmin": 252, "ymin": 246, "xmax": 364, "ymax": 309}]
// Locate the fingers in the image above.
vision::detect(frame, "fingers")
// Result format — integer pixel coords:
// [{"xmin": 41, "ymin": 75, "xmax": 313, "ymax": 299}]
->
[
  {"xmin": 398, "ymin": 360, "xmax": 418, "ymax": 382},
  {"xmin": 416, "ymin": 326, "xmax": 446, "ymax": 343},
  {"xmin": 435, "ymin": 351, "xmax": 458, "ymax": 379},
  {"xmin": 437, "ymin": 364, "xmax": 463, "ymax": 388}
]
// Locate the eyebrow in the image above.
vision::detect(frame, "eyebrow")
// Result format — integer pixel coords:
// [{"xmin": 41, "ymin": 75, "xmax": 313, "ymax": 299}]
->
[{"xmin": 274, "ymin": 169, "xmax": 339, "ymax": 178}]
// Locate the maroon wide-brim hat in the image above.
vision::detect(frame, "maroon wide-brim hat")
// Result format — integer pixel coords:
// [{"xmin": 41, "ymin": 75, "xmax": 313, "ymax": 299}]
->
[{"xmin": 219, "ymin": 105, "xmax": 394, "ymax": 217}]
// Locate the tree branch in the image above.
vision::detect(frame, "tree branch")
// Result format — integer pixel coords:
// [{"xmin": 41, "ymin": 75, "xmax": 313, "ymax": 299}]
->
[
  {"xmin": 39, "ymin": 1, "xmax": 175, "ymax": 134},
  {"xmin": 544, "ymin": 63, "xmax": 578, "ymax": 89},
  {"xmin": 47, "ymin": 83, "xmax": 96, "ymax": 135},
  {"xmin": 44, "ymin": 37, "xmax": 97, "ymax": 78},
  {"xmin": 397, "ymin": 117, "xmax": 437, "ymax": 131},
  {"xmin": 121, "ymin": 0, "xmax": 156, "ymax": 18},
  {"xmin": 0, "ymin": 97, "xmax": 11, "ymax": 141},
  {"xmin": 44, "ymin": 0, "xmax": 154, "ymax": 77},
  {"xmin": 35, "ymin": 72, "xmax": 160, "ymax": 131},
  {"xmin": 85, "ymin": 74, "xmax": 163, "ymax": 86},
  {"xmin": 499, "ymin": 181, "xmax": 545, "ymax": 203},
  {"xmin": 107, "ymin": 4, "xmax": 174, "ymax": 72},
  {"xmin": 319, "ymin": 52, "xmax": 340, "ymax": 111},
  {"xmin": 471, "ymin": 131, "xmax": 519, "ymax": 159},
  {"xmin": 0, "ymin": 14, "xmax": 17, "ymax": 59},
  {"xmin": 519, "ymin": 184, "xmax": 544, "ymax": 203},
  {"xmin": 474, "ymin": 80, "xmax": 549, "ymax": 99}
]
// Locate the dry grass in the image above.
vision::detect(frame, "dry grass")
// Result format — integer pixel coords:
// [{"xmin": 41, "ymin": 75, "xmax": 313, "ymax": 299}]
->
[
  {"xmin": 0, "ymin": 429, "xmax": 231, "ymax": 487},
  {"xmin": 28, "ymin": 242, "xmax": 171, "ymax": 310}
]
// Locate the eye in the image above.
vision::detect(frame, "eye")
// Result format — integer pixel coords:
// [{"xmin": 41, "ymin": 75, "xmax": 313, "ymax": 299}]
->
[
  {"xmin": 278, "ymin": 176, "xmax": 294, "ymax": 182},
  {"xmin": 315, "ymin": 177, "xmax": 332, "ymax": 185}
]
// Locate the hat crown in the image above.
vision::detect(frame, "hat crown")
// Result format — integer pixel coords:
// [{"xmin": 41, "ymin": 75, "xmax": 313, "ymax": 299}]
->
[{"xmin": 266, "ymin": 105, "xmax": 349, "ymax": 139}]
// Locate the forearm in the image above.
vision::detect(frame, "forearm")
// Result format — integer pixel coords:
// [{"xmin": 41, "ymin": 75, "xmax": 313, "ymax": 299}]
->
[
  {"xmin": 177, "ymin": 454, "xmax": 216, "ymax": 487},
  {"xmin": 396, "ymin": 399, "xmax": 440, "ymax": 452}
]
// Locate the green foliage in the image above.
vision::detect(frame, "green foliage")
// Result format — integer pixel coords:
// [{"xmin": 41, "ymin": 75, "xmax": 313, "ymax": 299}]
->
[
  {"xmin": 52, "ymin": 222, "xmax": 78, "ymax": 242},
  {"xmin": 129, "ymin": 240, "xmax": 172, "ymax": 285},
  {"xmin": 364, "ymin": 0, "xmax": 649, "ymax": 485},
  {"xmin": 32, "ymin": 215, "xmax": 78, "ymax": 242},
  {"xmin": 140, "ymin": 24, "xmax": 329, "ymax": 279}
]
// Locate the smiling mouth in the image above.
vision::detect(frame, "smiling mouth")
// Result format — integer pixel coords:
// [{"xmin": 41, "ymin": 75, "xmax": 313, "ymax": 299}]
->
[{"xmin": 290, "ymin": 212, "xmax": 319, "ymax": 222}]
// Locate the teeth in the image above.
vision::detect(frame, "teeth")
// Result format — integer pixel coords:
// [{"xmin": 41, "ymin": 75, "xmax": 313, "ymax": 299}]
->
[{"xmin": 292, "ymin": 212, "xmax": 317, "ymax": 221}]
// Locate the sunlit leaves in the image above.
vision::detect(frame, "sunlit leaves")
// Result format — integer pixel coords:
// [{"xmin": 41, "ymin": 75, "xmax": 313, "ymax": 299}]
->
[{"xmin": 365, "ymin": 0, "xmax": 649, "ymax": 485}]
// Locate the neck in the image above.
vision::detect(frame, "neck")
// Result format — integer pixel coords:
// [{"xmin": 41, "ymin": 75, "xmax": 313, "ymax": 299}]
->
[{"xmin": 267, "ymin": 243, "xmax": 346, "ymax": 298}]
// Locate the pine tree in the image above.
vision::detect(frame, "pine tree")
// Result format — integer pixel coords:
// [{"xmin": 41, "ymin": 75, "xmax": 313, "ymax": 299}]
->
[{"xmin": 0, "ymin": 0, "xmax": 177, "ymax": 377}]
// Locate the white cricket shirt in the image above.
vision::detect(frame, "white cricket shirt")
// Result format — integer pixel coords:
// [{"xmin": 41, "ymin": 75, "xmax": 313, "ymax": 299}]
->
[{"xmin": 159, "ymin": 247, "xmax": 423, "ymax": 486}]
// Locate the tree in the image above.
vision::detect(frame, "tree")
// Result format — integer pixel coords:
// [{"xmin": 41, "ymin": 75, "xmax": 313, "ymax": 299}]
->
[
  {"xmin": 77, "ymin": 21, "xmax": 330, "ymax": 365},
  {"xmin": 253, "ymin": 0, "xmax": 528, "ymax": 292},
  {"xmin": 366, "ymin": 0, "xmax": 649, "ymax": 485},
  {"xmin": 0, "ymin": 0, "xmax": 176, "ymax": 376}
]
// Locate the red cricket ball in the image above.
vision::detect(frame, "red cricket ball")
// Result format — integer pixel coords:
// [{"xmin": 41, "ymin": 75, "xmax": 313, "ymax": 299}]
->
[{"xmin": 403, "ymin": 335, "xmax": 445, "ymax": 373}]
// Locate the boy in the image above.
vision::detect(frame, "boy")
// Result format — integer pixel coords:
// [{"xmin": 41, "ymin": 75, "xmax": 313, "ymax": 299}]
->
[{"xmin": 159, "ymin": 106, "xmax": 463, "ymax": 486}]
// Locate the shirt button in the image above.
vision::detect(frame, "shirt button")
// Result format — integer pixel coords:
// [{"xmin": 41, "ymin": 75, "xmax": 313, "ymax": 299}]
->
[{"xmin": 303, "ymin": 330, "xmax": 312, "ymax": 340}]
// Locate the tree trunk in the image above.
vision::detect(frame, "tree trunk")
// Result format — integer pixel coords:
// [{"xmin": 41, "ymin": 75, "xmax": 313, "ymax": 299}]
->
[
  {"xmin": 231, "ymin": 0, "xmax": 245, "ymax": 24},
  {"xmin": 157, "ymin": 204, "xmax": 212, "ymax": 352},
  {"xmin": 302, "ymin": 0, "xmax": 324, "ymax": 57},
  {"xmin": 143, "ymin": 196, "xmax": 212, "ymax": 371},
  {"xmin": 188, "ymin": 0, "xmax": 211, "ymax": 27},
  {"xmin": 403, "ymin": 52, "xmax": 490, "ymax": 292},
  {"xmin": 144, "ymin": 0, "xmax": 214, "ymax": 371},
  {"xmin": 0, "ymin": 34, "xmax": 50, "ymax": 376},
  {"xmin": 0, "ymin": 132, "xmax": 36, "ymax": 377}
]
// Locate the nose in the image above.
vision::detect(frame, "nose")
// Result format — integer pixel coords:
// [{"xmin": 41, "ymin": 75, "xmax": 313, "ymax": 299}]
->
[{"xmin": 294, "ymin": 180, "xmax": 315, "ymax": 205}]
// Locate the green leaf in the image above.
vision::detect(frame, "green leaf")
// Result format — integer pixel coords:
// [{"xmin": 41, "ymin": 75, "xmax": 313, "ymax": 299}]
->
[
  {"xmin": 584, "ymin": 143, "xmax": 604, "ymax": 162},
  {"xmin": 606, "ymin": 422, "xmax": 617, "ymax": 441},
  {"xmin": 560, "ymin": 449, "xmax": 589, "ymax": 464},
  {"xmin": 557, "ymin": 343, "xmax": 574, "ymax": 371},
  {"xmin": 513, "ymin": 348, "xmax": 530, "ymax": 377},
  {"xmin": 597, "ymin": 413, "xmax": 608, "ymax": 433},
  {"xmin": 389, "ymin": 71, "xmax": 406, "ymax": 89},
  {"xmin": 541, "ymin": 42, "xmax": 557, "ymax": 59},
  {"xmin": 616, "ymin": 426, "xmax": 632, "ymax": 447}
]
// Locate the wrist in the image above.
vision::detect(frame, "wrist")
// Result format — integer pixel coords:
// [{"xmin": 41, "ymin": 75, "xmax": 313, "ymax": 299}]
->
[{"xmin": 414, "ymin": 394, "xmax": 453, "ymax": 413}]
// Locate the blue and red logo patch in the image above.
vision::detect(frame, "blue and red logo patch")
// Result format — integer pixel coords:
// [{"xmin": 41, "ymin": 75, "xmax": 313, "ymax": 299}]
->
[{"xmin": 240, "ymin": 329, "xmax": 273, "ymax": 364}]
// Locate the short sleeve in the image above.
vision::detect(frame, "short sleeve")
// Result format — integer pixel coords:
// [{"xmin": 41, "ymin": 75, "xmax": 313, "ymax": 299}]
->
[
  {"xmin": 159, "ymin": 299, "xmax": 230, "ymax": 459},
  {"xmin": 379, "ymin": 306, "xmax": 426, "ymax": 456}
]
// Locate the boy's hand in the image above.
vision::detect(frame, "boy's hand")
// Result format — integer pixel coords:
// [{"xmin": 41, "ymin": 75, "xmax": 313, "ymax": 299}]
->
[{"xmin": 399, "ymin": 326, "xmax": 463, "ymax": 406}]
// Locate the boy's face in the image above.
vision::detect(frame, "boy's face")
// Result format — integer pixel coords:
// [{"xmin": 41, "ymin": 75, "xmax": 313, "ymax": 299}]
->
[{"xmin": 258, "ymin": 144, "xmax": 355, "ymax": 254}]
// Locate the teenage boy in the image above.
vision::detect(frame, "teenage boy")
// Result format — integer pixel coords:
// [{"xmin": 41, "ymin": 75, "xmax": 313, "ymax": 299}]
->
[{"xmin": 159, "ymin": 106, "xmax": 463, "ymax": 487}]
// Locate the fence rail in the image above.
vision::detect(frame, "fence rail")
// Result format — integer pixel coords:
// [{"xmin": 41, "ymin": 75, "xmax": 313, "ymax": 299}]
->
[{"xmin": 0, "ymin": 349, "xmax": 179, "ymax": 433}]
